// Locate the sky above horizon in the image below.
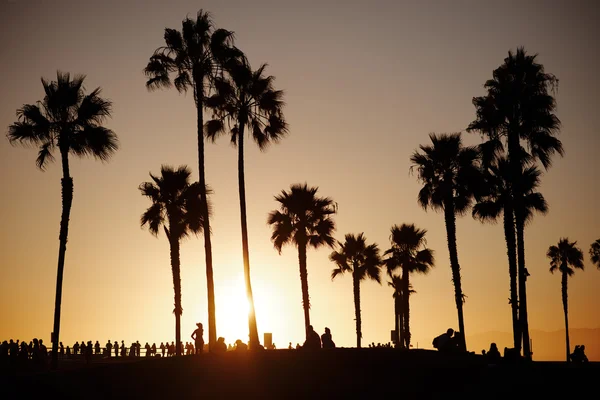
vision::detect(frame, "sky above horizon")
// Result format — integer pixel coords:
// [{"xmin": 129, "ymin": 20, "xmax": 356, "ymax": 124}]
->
[{"xmin": 1, "ymin": 0, "xmax": 599, "ymax": 357}]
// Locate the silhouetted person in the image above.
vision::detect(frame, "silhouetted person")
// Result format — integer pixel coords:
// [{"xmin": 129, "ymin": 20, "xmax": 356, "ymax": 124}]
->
[
  {"xmin": 450, "ymin": 331, "xmax": 464, "ymax": 352},
  {"xmin": 486, "ymin": 343, "xmax": 501, "ymax": 364},
  {"xmin": 59, "ymin": 342, "xmax": 64, "ymax": 358},
  {"xmin": 73, "ymin": 341, "xmax": 80, "ymax": 356},
  {"xmin": 235, "ymin": 340, "xmax": 248, "ymax": 351},
  {"xmin": 106, "ymin": 340, "xmax": 112, "ymax": 357},
  {"xmin": 85, "ymin": 341, "xmax": 92, "ymax": 364},
  {"xmin": 570, "ymin": 345, "xmax": 589, "ymax": 363},
  {"xmin": 114, "ymin": 341, "xmax": 119, "ymax": 358},
  {"xmin": 288, "ymin": 342, "xmax": 293, "ymax": 350},
  {"xmin": 151, "ymin": 343, "xmax": 157, "ymax": 356},
  {"xmin": 321, "ymin": 327, "xmax": 336, "ymax": 349},
  {"xmin": 303, "ymin": 325, "xmax": 321, "ymax": 349},
  {"xmin": 433, "ymin": 328, "xmax": 454, "ymax": 352},
  {"xmin": 120, "ymin": 341, "xmax": 126, "ymax": 357},
  {"xmin": 191, "ymin": 323, "xmax": 204, "ymax": 355},
  {"xmin": 66, "ymin": 346, "xmax": 71, "ymax": 358},
  {"xmin": 160, "ymin": 342, "xmax": 165, "ymax": 357},
  {"xmin": 94, "ymin": 340, "xmax": 101, "ymax": 355},
  {"xmin": 136, "ymin": 341, "xmax": 141, "ymax": 357},
  {"xmin": 215, "ymin": 337, "xmax": 227, "ymax": 353}
]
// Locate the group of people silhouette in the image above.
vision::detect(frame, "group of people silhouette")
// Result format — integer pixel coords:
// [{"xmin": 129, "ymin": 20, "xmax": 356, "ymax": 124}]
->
[
  {"xmin": 301, "ymin": 326, "xmax": 336, "ymax": 350},
  {"xmin": 0, "ymin": 338, "xmax": 48, "ymax": 365},
  {"xmin": 432, "ymin": 328, "xmax": 464, "ymax": 352}
]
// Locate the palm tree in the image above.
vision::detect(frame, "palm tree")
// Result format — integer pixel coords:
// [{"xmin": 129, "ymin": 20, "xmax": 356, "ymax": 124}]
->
[
  {"xmin": 144, "ymin": 10, "xmax": 241, "ymax": 349},
  {"xmin": 468, "ymin": 47, "xmax": 563, "ymax": 359},
  {"xmin": 410, "ymin": 133, "xmax": 480, "ymax": 351},
  {"xmin": 206, "ymin": 59, "xmax": 287, "ymax": 348},
  {"xmin": 590, "ymin": 240, "xmax": 600, "ymax": 269},
  {"xmin": 267, "ymin": 184, "xmax": 337, "ymax": 337},
  {"xmin": 139, "ymin": 165, "xmax": 208, "ymax": 356},
  {"xmin": 473, "ymin": 156, "xmax": 548, "ymax": 350},
  {"xmin": 388, "ymin": 275, "xmax": 415, "ymax": 348},
  {"xmin": 547, "ymin": 238, "xmax": 584, "ymax": 362},
  {"xmin": 7, "ymin": 71, "xmax": 118, "ymax": 368},
  {"xmin": 383, "ymin": 224, "xmax": 434, "ymax": 349},
  {"xmin": 330, "ymin": 233, "xmax": 382, "ymax": 348}
]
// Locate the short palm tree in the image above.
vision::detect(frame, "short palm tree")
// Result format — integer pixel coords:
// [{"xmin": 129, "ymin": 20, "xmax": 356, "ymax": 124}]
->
[
  {"xmin": 206, "ymin": 59, "xmax": 287, "ymax": 348},
  {"xmin": 473, "ymin": 156, "xmax": 547, "ymax": 350},
  {"xmin": 7, "ymin": 71, "xmax": 118, "ymax": 368},
  {"xmin": 468, "ymin": 47, "xmax": 563, "ymax": 359},
  {"xmin": 139, "ymin": 165, "xmax": 208, "ymax": 357},
  {"xmin": 410, "ymin": 133, "xmax": 480, "ymax": 351},
  {"xmin": 383, "ymin": 224, "xmax": 434, "ymax": 349},
  {"xmin": 144, "ymin": 10, "xmax": 241, "ymax": 349},
  {"xmin": 590, "ymin": 240, "xmax": 600, "ymax": 269},
  {"xmin": 330, "ymin": 233, "xmax": 382, "ymax": 348},
  {"xmin": 388, "ymin": 275, "xmax": 415, "ymax": 348},
  {"xmin": 547, "ymin": 238, "xmax": 584, "ymax": 362},
  {"xmin": 267, "ymin": 184, "xmax": 336, "ymax": 337}
]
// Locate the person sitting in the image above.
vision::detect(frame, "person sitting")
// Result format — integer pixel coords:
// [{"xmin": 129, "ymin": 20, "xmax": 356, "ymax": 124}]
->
[
  {"xmin": 432, "ymin": 328, "xmax": 454, "ymax": 352},
  {"xmin": 303, "ymin": 325, "xmax": 321, "ymax": 350},
  {"xmin": 570, "ymin": 345, "xmax": 589, "ymax": 363},
  {"xmin": 486, "ymin": 343, "xmax": 501, "ymax": 364},
  {"xmin": 321, "ymin": 327, "xmax": 336, "ymax": 349},
  {"xmin": 234, "ymin": 340, "xmax": 248, "ymax": 351},
  {"xmin": 214, "ymin": 337, "xmax": 227, "ymax": 353}
]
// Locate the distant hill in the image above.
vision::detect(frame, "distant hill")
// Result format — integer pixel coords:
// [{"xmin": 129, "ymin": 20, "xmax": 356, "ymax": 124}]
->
[{"xmin": 467, "ymin": 328, "xmax": 599, "ymax": 361}]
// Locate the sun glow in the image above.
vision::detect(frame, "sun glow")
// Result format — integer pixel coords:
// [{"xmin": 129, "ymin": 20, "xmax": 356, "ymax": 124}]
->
[{"xmin": 216, "ymin": 273, "xmax": 252, "ymax": 344}]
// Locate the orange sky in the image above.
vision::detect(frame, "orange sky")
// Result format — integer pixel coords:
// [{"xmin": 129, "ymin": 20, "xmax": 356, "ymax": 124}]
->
[{"xmin": 1, "ymin": 0, "xmax": 599, "ymax": 357}]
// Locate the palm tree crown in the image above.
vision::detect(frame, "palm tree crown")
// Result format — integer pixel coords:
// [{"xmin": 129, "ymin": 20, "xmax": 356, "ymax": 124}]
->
[
  {"xmin": 590, "ymin": 240, "xmax": 600, "ymax": 269},
  {"xmin": 268, "ymin": 184, "xmax": 337, "ymax": 253},
  {"xmin": 8, "ymin": 71, "xmax": 118, "ymax": 168},
  {"xmin": 383, "ymin": 224, "xmax": 435, "ymax": 277},
  {"xmin": 410, "ymin": 133, "xmax": 482, "ymax": 213},
  {"xmin": 330, "ymin": 233, "xmax": 382, "ymax": 283},
  {"xmin": 139, "ymin": 165, "xmax": 208, "ymax": 241},
  {"xmin": 548, "ymin": 238, "xmax": 584, "ymax": 276},
  {"xmin": 205, "ymin": 58, "xmax": 288, "ymax": 148},
  {"xmin": 468, "ymin": 47, "xmax": 563, "ymax": 170},
  {"xmin": 144, "ymin": 10, "xmax": 239, "ymax": 99}
]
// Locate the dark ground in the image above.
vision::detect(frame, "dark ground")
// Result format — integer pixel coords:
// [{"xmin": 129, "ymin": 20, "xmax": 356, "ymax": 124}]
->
[{"xmin": 1, "ymin": 349, "xmax": 597, "ymax": 399}]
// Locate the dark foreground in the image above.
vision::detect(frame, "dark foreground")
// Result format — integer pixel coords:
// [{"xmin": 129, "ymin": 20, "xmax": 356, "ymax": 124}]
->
[{"xmin": 1, "ymin": 349, "xmax": 597, "ymax": 399}]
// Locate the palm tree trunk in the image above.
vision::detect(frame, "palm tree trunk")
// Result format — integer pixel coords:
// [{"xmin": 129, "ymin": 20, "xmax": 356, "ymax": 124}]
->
[
  {"xmin": 51, "ymin": 149, "xmax": 73, "ymax": 370},
  {"xmin": 298, "ymin": 239, "xmax": 311, "ymax": 335},
  {"xmin": 503, "ymin": 203, "xmax": 520, "ymax": 351},
  {"xmin": 353, "ymin": 272, "xmax": 361, "ymax": 348},
  {"xmin": 443, "ymin": 197, "xmax": 467, "ymax": 351},
  {"xmin": 237, "ymin": 123, "xmax": 260, "ymax": 348},
  {"xmin": 561, "ymin": 270, "xmax": 570, "ymax": 363},
  {"xmin": 195, "ymin": 86, "xmax": 217, "ymax": 351},
  {"xmin": 394, "ymin": 296, "xmax": 402, "ymax": 347},
  {"xmin": 515, "ymin": 215, "xmax": 531, "ymax": 360},
  {"xmin": 169, "ymin": 232, "xmax": 182, "ymax": 357},
  {"xmin": 402, "ymin": 268, "xmax": 410, "ymax": 349}
]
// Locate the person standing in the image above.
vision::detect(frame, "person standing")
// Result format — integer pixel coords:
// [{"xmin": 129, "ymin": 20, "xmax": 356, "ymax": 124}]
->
[{"xmin": 191, "ymin": 323, "xmax": 204, "ymax": 355}]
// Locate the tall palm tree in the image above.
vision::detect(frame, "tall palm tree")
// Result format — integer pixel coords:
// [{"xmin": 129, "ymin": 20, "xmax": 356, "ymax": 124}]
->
[
  {"xmin": 206, "ymin": 59, "xmax": 287, "ymax": 348},
  {"xmin": 473, "ymin": 156, "xmax": 548, "ymax": 350},
  {"xmin": 330, "ymin": 233, "xmax": 382, "ymax": 348},
  {"xmin": 410, "ymin": 133, "xmax": 480, "ymax": 351},
  {"xmin": 468, "ymin": 47, "xmax": 563, "ymax": 359},
  {"xmin": 7, "ymin": 71, "xmax": 118, "ymax": 369},
  {"xmin": 388, "ymin": 275, "xmax": 415, "ymax": 348},
  {"xmin": 144, "ymin": 10, "xmax": 241, "ymax": 349},
  {"xmin": 590, "ymin": 240, "xmax": 600, "ymax": 269},
  {"xmin": 139, "ymin": 165, "xmax": 208, "ymax": 357},
  {"xmin": 383, "ymin": 224, "xmax": 434, "ymax": 349},
  {"xmin": 547, "ymin": 238, "xmax": 584, "ymax": 362},
  {"xmin": 267, "ymin": 184, "xmax": 337, "ymax": 337}
]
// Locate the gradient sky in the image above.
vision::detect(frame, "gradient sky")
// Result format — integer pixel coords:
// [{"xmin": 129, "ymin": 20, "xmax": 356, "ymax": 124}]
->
[{"xmin": 1, "ymin": 0, "xmax": 599, "ymax": 356}]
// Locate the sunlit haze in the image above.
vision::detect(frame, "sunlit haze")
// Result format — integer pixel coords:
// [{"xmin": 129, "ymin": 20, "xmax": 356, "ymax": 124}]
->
[{"xmin": 1, "ymin": 0, "xmax": 599, "ymax": 360}]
